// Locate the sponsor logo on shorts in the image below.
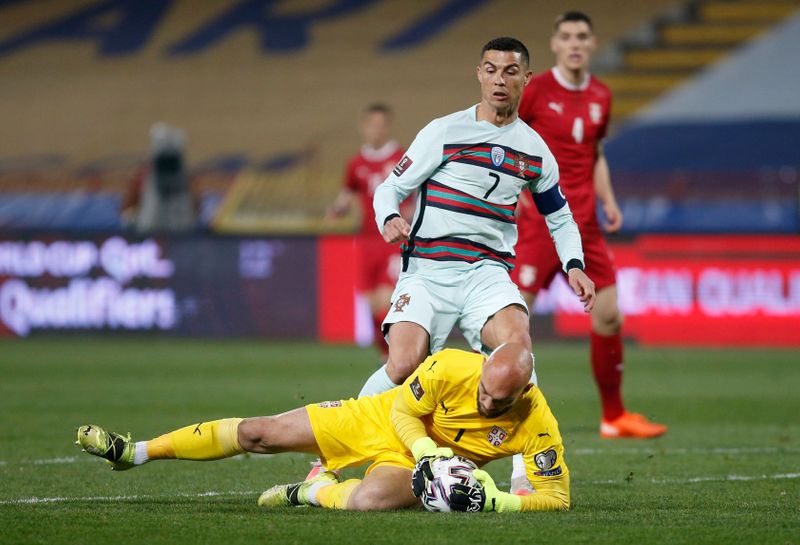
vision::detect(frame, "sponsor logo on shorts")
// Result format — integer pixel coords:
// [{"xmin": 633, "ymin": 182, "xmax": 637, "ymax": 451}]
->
[
  {"xmin": 318, "ymin": 401, "xmax": 342, "ymax": 408},
  {"xmin": 519, "ymin": 265, "xmax": 536, "ymax": 288},
  {"xmin": 490, "ymin": 146, "xmax": 505, "ymax": 167},
  {"xmin": 487, "ymin": 426, "xmax": 507, "ymax": 447},
  {"xmin": 410, "ymin": 376, "xmax": 425, "ymax": 401},
  {"xmin": 534, "ymin": 465, "xmax": 562, "ymax": 477},
  {"xmin": 393, "ymin": 293, "xmax": 411, "ymax": 312},
  {"xmin": 534, "ymin": 448, "xmax": 558, "ymax": 470},
  {"xmin": 392, "ymin": 155, "xmax": 413, "ymax": 177}
]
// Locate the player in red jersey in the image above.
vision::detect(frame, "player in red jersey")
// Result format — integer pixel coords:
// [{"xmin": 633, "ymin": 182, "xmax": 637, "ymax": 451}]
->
[
  {"xmin": 327, "ymin": 103, "xmax": 409, "ymax": 360},
  {"xmin": 512, "ymin": 12, "xmax": 667, "ymax": 448}
]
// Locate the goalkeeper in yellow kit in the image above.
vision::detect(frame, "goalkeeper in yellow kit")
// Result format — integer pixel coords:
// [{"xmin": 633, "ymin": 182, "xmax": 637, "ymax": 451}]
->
[{"xmin": 76, "ymin": 343, "xmax": 569, "ymax": 512}]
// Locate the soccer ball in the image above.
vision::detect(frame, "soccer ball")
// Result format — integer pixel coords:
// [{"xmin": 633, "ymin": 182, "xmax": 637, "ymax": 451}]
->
[{"xmin": 420, "ymin": 456, "xmax": 481, "ymax": 512}]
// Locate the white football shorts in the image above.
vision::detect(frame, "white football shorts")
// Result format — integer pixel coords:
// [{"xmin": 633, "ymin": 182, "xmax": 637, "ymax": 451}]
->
[{"xmin": 382, "ymin": 261, "xmax": 528, "ymax": 353}]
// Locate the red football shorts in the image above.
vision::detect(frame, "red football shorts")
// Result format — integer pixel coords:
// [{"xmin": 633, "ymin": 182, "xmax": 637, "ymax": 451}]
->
[
  {"xmin": 355, "ymin": 235, "xmax": 402, "ymax": 291},
  {"xmin": 512, "ymin": 218, "xmax": 617, "ymax": 295}
]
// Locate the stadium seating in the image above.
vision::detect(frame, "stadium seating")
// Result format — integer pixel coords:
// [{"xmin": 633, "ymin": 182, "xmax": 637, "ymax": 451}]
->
[
  {"xmin": 601, "ymin": 0, "xmax": 800, "ymax": 118},
  {"xmin": 606, "ymin": 3, "xmax": 800, "ymax": 233},
  {"xmin": 0, "ymin": 0, "xmax": 675, "ymax": 231},
  {"xmin": 0, "ymin": 0, "xmax": 797, "ymax": 232}
]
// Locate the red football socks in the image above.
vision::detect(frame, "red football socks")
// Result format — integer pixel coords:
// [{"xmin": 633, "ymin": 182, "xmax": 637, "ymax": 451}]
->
[{"xmin": 590, "ymin": 331, "xmax": 625, "ymax": 421}]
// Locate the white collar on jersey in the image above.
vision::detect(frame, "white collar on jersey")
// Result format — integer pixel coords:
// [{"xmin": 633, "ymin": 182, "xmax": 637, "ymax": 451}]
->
[
  {"xmin": 551, "ymin": 66, "xmax": 590, "ymax": 91},
  {"xmin": 360, "ymin": 140, "xmax": 399, "ymax": 161}
]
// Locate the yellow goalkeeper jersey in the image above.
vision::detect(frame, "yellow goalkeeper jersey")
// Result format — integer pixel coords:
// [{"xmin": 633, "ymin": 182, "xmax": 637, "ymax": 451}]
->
[{"xmin": 396, "ymin": 348, "xmax": 568, "ymax": 488}]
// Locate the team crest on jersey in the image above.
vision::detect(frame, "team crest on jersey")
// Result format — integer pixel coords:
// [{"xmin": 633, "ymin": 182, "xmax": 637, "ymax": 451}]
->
[
  {"xmin": 490, "ymin": 146, "xmax": 505, "ymax": 167},
  {"xmin": 410, "ymin": 376, "xmax": 425, "ymax": 401},
  {"xmin": 517, "ymin": 158, "xmax": 527, "ymax": 177},
  {"xmin": 534, "ymin": 448, "xmax": 558, "ymax": 470},
  {"xmin": 589, "ymin": 103, "xmax": 602, "ymax": 124},
  {"xmin": 487, "ymin": 426, "xmax": 508, "ymax": 447},
  {"xmin": 393, "ymin": 155, "xmax": 413, "ymax": 176},
  {"xmin": 318, "ymin": 401, "xmax": 342, "ymax": 408},
  {"xmin": 516, "ymin": 151, "xmax": 535, "ymax": 179},
  {"xmin": 394, "ymin": 293, "xmax": 411, "ymax": 312}
]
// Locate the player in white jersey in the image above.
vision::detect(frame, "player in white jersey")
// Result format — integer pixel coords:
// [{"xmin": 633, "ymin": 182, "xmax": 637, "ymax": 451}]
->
[{"xmin": 357, "ymin": 37, "xmax": 596, "ymax": 398}]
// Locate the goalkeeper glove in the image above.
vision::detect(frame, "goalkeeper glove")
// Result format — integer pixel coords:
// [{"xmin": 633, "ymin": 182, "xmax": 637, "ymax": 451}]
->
[
  {"xmin": 410, "ymin": 437, "xmax": 453, "ymax": 462},
  {"xmin": 410, "ymin": 457, "xmax": 432, "ymax": 498},
  {"xmin": 409, "ymin": 438, "xmax": 454, "ymax": 498},
  {"xmin": 450, "ymin": 469, "xmax": 522, "ymax": 513}
]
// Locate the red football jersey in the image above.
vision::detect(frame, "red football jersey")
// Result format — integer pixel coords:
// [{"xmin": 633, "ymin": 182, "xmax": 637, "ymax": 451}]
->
[
  {"xmin": 518, "ymin": 67, "xmax": 612, "ymax": 228},
  {"xmin": 343, "ymin": 140, "xmax": 406, "ymax": 238}
]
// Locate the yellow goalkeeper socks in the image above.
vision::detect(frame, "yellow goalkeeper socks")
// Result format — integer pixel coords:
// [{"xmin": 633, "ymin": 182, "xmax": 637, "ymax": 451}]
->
[
  {"xmin": 146, "ymin": 418, "xmax": 244, "ymax": 461},
  {"xmin": 315, "ymin": 479, "xmax": 361, "ymax": 509}
]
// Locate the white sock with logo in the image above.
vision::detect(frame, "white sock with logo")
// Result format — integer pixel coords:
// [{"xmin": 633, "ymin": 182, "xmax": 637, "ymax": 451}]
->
[
  {"xmin": 358, "ymin": 364, "xmax": 399, "ymax": 397},
  {"xmin": 510, "ymin": 354, "xmax": 539, "ymax": 484}
]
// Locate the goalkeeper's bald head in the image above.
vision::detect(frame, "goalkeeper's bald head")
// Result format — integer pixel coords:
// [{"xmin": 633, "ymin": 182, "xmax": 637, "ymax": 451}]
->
[
  {"xmin": 485, "ymin": 343, "xmax": 532, "ymax": 386},
  {"xmin": 477, "ymin": 343, "xmax": 533, "ymax": 418}
]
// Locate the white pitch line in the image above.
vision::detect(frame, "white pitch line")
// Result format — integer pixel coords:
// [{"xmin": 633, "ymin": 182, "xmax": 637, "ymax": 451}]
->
[
  {"xmin": 3, "ymin": 473, "xmax": 799, "ymax": 506},
  {"xmin": 582, "ymin": 472, "xmax": 800, "ymax": 485},
  {"xmin": 2, "ymin": 446, "xmax": 797, "ymax": 469},
  {"xmin": 32, "ymin": 457, "xmax": 81, "ymax": 465},
  {"xmin": 0, "ymin": 490, "xmax": 262, "ymax": 506},
  {"xmin": 571, "ymin": 446, "xmax": 800, "ymax": 456},
  {"xmin": 0, "ymin": 453, "xmax": 286, "ymax": 468}
]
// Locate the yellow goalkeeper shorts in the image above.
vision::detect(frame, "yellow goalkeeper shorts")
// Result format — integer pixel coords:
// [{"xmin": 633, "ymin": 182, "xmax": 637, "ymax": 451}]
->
[{"xmin": 306, "ymin": 392, "xmax": 415, "ymax": 475}]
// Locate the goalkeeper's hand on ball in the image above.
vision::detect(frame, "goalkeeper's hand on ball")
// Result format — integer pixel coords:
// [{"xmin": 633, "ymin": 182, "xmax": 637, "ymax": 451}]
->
[
  {"xmin": 411, "ymin": 437, "xmax": 453, "ymax": 462},
  {"xmin": 410, "ymin": 437, "xmax": 454, "ymax": 497},
  {"xmin": 449, "ymin": 469, "xmax": 523, "ymax": 513}
]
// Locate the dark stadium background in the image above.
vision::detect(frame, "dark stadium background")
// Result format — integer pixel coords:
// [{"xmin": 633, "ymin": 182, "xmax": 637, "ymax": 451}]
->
[
  {"xmin": 1, "ymin": 0, "xmax": 798, "ymax": 345},
  {"xmin": 1, "ymin": 2, "xmax": 798, "ymax": 544}
]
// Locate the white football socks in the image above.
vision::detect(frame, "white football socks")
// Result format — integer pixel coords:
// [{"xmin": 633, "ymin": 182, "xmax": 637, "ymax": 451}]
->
[
  {"xmin": 303, "ymin": 479, "xmax": 331, "ymax": 506},
  {"xmin": 511, "ymin": 354, "xmax": 539, "ymax": 483},
  {"xmin": 358, "ymin": 363, "xmax": 399, "ymax": 398},
  {"xmin": 133, "ymin": 441, "xmax": 149, "ymax": 465}
]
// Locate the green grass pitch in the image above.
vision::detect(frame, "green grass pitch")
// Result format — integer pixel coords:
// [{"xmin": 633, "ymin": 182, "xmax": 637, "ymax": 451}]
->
[{"xmin": 1, "ymin": 338, "xmax": 798, "ymax": 544}]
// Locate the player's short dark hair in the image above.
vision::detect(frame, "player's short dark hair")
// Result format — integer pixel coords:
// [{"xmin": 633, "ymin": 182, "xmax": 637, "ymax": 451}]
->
[
  {"xmin": 480, "ymin": 37, "xmax": 530, "ymax": 68},
  {"xmin": 554, "ymin": 11, "xmax": 593, "ymax": 32},
  {"xmin": 363, "ymin": 103, "xmax": 393, "ymax": 117}
]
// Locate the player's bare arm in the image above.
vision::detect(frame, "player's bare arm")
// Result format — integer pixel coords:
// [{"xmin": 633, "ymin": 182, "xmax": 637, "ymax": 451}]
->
[
  {"xmin": 593, "ymin": 143, "xmax": 622, "ymax": 233},
  {"xmin": 326, "ymin": 188, "xmax": 356, "ymax": 220}
]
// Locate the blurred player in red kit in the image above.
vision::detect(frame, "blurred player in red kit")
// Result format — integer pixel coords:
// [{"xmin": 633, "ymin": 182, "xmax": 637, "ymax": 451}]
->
[
  {"xmin": 513, "ymin": 12, "xmax": 667, "ymax": 443},
  {"xmin": 327, "ymin": 103, "xmax": 411, "ymax": 360}
]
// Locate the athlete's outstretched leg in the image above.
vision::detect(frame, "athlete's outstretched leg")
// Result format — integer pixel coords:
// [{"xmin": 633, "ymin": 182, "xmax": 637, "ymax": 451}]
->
[
  {"xmin": 260, "ymin": 465, "xmax": 417, "ymax": 511},
  {"xmin": 76, "ymin": 408, "xmax": 319, "ymax": 469}
]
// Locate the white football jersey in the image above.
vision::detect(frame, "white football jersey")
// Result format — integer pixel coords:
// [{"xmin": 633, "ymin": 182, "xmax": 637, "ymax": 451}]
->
[{"xmin": 374, "ymin": 105, "xmax": 583, "ymax": 273}]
